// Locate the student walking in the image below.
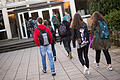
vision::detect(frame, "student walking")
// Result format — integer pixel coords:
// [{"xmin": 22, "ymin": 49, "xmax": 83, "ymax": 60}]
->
[
  {"xmin": 90, "ymin": 11, "xmax": 112, "ymax": 71},
  {"xmin": 70, "ymin": 13, "xmax": 90, "ymax": 74},
  {"xmin": 44, "ymin": 20, "xmax": 57, "ymax": 61},
  {"xmin": 27, "ymin": 17, "xmax": 35, "ymax": 38},
  {"xmin": 59, "ymin": 16, "xmax": 72, "ymax": 59},
  {"xmin": 64, "ymin": 12, "xmax": 71, "ymax": 22},
  {"xmin": 34, "ymin": 17, "xmax": 56, "ymax": 76},
  {"xmin": 51, "ymin": 12, "xmax": 60, "ymax": 41}
]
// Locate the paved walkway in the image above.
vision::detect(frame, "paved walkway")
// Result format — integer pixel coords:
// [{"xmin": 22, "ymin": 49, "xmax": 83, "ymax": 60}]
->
[{"xmin": 0, "ymin": 43, "xmax": 120, "ymax": 80}]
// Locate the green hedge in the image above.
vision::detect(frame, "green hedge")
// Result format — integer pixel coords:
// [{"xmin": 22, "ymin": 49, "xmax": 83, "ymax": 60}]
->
[
  {"xmin": 89, "ymin": 0, "xmax": 120, "ymax": 16},
  {"xmin": 104, "ymin": 9, "xmax": 120, "ymax": 31}
]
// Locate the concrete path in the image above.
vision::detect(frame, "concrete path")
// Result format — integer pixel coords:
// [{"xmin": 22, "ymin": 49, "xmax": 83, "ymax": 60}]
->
[{"xmin": 0, "ymin": 43, "xmax": 120, "ymax": 80}]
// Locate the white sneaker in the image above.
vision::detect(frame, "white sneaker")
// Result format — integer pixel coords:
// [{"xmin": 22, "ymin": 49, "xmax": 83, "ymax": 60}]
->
[
  {"xmin": 42, "ymin": 69, "xmax": 47, "ymax": 73},
  {"xmin": 107, "ymin": 66, "xmax": 112, "ymax": 71},
  {"xmin": 83, "ymin": 65, "xmax": 88, "ymax": 74},
  {"xmin": 83, "ymin": 65, "xmax": 90, "ymax": 75},
  {"xmin": 52, "ymin": 71, "xmax": 56, "ymax": 76}
]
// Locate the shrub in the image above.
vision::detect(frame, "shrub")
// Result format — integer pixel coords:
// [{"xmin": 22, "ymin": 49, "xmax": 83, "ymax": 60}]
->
[
  {"xmin": 89, "ymin": 0, "xmax": 120, "ymax": 16},
  {"xmin": 104, "ymin": 9, "xmax": 120, "ymax": 31}
]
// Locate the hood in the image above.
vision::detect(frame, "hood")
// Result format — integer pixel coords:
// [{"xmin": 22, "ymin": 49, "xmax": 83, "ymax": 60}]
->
[{"xmin": 37, "ymin": 24, "xmax": 45, "ymax": 30}]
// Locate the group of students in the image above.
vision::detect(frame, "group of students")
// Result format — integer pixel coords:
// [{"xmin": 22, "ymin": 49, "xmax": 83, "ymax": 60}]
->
[
  {"xmin": 34, "ymin": 11, "xmax": 112, "ymax": 76},
  {"xmin": 70, "ymin": 11, "xmax": 112, "ymax": 75},
  {"xmin": 26, "ymin": 17, "xmax": 38, "ymax": 38}
]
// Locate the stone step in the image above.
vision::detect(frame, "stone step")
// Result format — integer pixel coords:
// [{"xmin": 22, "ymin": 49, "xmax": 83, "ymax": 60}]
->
[{"xmin": 0, "ymin": 38, "xmax": 36, "ymax": 53}]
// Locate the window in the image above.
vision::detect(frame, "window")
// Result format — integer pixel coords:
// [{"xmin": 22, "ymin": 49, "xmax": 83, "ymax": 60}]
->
[
  {"xmin": 0, "ymin": 11, "xmax": 7, "ymax": 40},
  {"xmin": 0, "ymin": 13, "xmax": 5, "ymax": 30},
  {"xmin": 75, "ymin": 0, "xmax": 89, "ymax": 15}
]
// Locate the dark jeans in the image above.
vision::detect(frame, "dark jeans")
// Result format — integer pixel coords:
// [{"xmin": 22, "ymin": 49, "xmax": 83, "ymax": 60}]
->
[
  {"xmin": 77, "ymin": 44, "xmax": 89, "ymax": 68},
  {"xmin": 53, "ymin": 24, "xmax": 59, "ymax": 41},
  {"xmin": 27, "ymin": 30, "xmax": 31, "ymax": 38},
  {"xmin": 62, "ymin": 37, "xmax": 71, "ymax": 54},
  {"xmin": 96, "ymin": 49, "xmax": 111, "ymax": 64},
  {"xmin": 51, "ymin": 43, "xmax": 56, "ymax": 57}
]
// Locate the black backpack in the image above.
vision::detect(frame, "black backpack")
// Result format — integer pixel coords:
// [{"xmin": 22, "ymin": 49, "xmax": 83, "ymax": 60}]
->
[
  {"xmin": 59, "ymin": 23, "xmax": 67, "ymax": 36},
  {"xmin": 27, "ymin": 19, "xmax": 35, "ymax": 29},
  {"xmin": 76, "ymin": 23, "xmax": 89, "ymax": 48},
  {"xmin": 37, "ymin": 27, "xmax": 50, "ymax": 46}
]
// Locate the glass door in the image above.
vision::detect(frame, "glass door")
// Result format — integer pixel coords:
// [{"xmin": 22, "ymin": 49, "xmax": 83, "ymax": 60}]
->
[
  {"xmin": 29, "ymin": 11, "xmax": 39, "ymax": 19},
  {"xmin": 18, "ymin": 12, "xmax": 28, "ymax": 39},
  {"xmin": 42, "ymin": 10, "xmax": 50, "ymax": 20}
]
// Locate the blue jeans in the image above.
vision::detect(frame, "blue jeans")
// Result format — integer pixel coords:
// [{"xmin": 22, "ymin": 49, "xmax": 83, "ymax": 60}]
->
[{"xmin": 40, "ymin": 44, "xmax": 55, "ymax": 72}]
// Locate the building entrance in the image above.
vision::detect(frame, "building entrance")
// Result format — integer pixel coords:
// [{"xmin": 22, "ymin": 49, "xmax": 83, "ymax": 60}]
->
[
  {"xmin": 0, "ymin": 12, "xmax": 7, "ymax": 40},
  {"xmin": 18, "ymin": 6, "xmax": 63, "ymax": 39}
]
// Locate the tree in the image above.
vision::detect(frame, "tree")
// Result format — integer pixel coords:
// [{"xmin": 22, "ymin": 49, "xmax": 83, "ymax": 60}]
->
[{"xmin": 89, "ymin": 0, "xmax": 120, "ymax": 16}]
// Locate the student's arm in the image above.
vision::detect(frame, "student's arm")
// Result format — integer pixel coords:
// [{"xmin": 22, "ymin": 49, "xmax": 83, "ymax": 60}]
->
[{"xmin": 34, "ymin": 29, "xmax": 40, "ymax": 46}]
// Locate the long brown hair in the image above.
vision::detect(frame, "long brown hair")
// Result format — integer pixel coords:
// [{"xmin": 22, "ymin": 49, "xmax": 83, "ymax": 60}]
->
[
  {"xmin": 70, "ymin": 13, "xmax": 84, "ymax": 29},
  {"xmin": 90, "ymin": 11, "xmax": 107, "ymax": 27}
]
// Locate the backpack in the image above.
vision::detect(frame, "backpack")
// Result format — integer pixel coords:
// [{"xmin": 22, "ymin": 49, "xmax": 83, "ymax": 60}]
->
[
  {"xmin": 27, "ymin": 19, "xmax": 35, "ymax": 29},
  {"xmin": 76, "ymin": 23, "xmax": 89, "ymax": 48},
  {"xmin": 98, "ymin": 20, "xmax": 110, "ymax": 39},
  {"xmin": 37, "ymin": 27, "xmax": 50, "ymax": 46},
  {"xmin": 59, "ymin": 23, "xmax": 67, "ymax": 36}
]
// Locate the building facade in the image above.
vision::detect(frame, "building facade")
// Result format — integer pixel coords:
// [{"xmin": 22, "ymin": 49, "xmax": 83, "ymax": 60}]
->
[{"xmin": 0, "ymin": 0, "xmax": 89, "ymax": 40}]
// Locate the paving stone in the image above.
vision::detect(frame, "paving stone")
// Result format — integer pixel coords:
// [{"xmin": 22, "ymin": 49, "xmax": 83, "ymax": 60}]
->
[
  {"xmin": 106, "ymin": 73, "xmax": 120, "ymax": 80},
  {"xmin": 88, "ymin": 76, "xmax": 106, "ymax": 80},
  {"xmin": 70, "ymin": 73, "xmax": 85, "ymax": 79},
  {"xmin": 54, "ymin": 75, "xmax": 69, "ymax": 80},
  {"xmin": 0, "ymin": 43, "xmax": 120, "ymax": 80},
  {"xmin": 70, "ymin": 75, "xmax": 87, "ymax": 80}
]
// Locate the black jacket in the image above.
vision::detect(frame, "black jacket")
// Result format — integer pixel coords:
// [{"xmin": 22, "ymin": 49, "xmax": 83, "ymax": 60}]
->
[{"xmin": 72, "ymin": 22, "xmax": 89, "ymax": 48}]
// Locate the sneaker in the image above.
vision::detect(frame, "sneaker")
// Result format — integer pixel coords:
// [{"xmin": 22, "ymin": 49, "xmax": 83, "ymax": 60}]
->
[
  {"xmin": 67, "ymin": 54, "xmax": 69, "ymax": 57},
  {"xmin": 83, "ymin": 65, "xmax": 90, "ymax": 75},
  {"xmin": 83, "ymin": 65, "xmax": 88, "ymax": 74},
  {"xmin": 54, "ymin": 57, "xmax": 56, "ymax": 61},
  {"xmin": 42, "ymin": 69, "xmax": 47, "ymax": 73},
  {"xmin": 52, "ymin": 71, "xmax": 56, "ymax": 76},
  {"xmin": 107, "ymin": 66, "xmax": 112, "ymax": 71},
  {"xmin": 96, "ymin": 64, "xmax": 99, "ymax": 68}
]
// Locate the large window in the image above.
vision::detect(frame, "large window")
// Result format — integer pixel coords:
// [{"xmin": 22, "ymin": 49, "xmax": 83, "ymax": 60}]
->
[
  {"xmin": 0, "ymin": 13, "xmax": 5, "ymax": 30},
  {"xmin": 75, "ymin": 0, "xmax": 89, "ymax": 15},
  {"xmin": 8, "ymin": 12, "xmax": 18, "ymax": 38},
  {"xmin": 0, "ymin": 11, "xmax": 7, "ymax": 40}
]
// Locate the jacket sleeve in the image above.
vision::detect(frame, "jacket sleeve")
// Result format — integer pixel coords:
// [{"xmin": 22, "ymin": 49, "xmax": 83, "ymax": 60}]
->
[
  {"xmin": 72, "ymin": 29, "xmax": 76, "ymax": 48},
  {"xmin": 46, "ymin": 27, "xmax": 53, "ymax": 44},
  {"xmin": 84, "ymin": 25, "xmax": 89, "ymax": 42},
  {"xmin": 34, "ymin": 28, "xmax": 40, "ymax": 46}
]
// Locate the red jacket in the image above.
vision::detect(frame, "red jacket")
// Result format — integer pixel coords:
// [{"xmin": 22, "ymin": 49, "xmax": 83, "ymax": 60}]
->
[{"xmin": 34, "ymin": 24, "xmax": 53, "ymax": 46}]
